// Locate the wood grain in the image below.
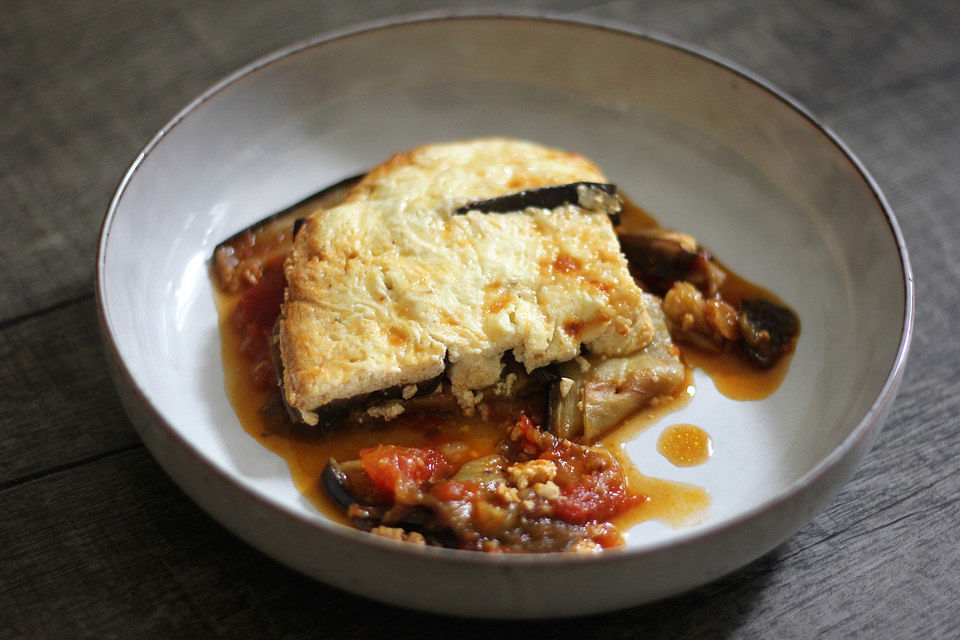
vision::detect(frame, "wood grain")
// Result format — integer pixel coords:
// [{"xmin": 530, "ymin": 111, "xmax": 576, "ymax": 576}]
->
[
  {"xmin": 0, "ymin": 297, "xmax": 138, "ymax": 487},
  {"xmin": 2, "ymin": 0, "xmax": 959, "ymax": 637}
]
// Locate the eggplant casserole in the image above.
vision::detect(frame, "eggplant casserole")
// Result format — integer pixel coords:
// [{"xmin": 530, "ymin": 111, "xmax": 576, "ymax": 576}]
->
[{"xmin": 212, "ymin": 138, "xmax": 798, "ymax": 553}]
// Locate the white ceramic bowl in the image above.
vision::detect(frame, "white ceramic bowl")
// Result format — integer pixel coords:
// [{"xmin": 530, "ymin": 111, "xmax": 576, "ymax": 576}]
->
[{"xmin": 97, "ymin": 13, "xmax": 913, "ymax": 618}]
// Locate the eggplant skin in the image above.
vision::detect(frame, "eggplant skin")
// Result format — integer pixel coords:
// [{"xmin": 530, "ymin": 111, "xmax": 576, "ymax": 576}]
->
[
  {"xmin": 321, "ymin": 459, "xmax": 459, "ymax": 548},
  {"xmin": 295, "ymin": 374, "xmax": 445, "ymax": 431},
  {"xmin": 454, "ymin": 182, "xmax": 621, "ymax": 223},
  {"xmin": 321, "ymin": 459, "xmax": 357, "ymax": 510},
  {"xmin": 214, "ymin": 173, "xmax": 363, "ymax": 258},
  {"xmin": 738, "ymin": 299, "xmax": 800, "ymax": 368},
  {"xmin": 618, "ymin": 233, "xmax": 699, "ymax": 296},
  {"xmin": 292, "ymin": 217, "xmax": 306, "ymax": 238}
]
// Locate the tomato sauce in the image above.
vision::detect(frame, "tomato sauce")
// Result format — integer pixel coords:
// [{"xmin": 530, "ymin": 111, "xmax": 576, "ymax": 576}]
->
[
  {"xmin": 360, "ymin": 444, "xmax": 452, "ymax": 503},
  {"xmin": 231, "ymin": 257, "xmax": 285, "ymax": 389}
]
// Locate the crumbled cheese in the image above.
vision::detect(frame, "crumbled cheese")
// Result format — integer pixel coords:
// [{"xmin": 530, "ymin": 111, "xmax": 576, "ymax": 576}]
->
[
  {"xmin": 495, "ymin": 484, "xmax": 521, "ymax": 504},
  {"xmin": 566, "ymin": 539, "xmax": 604, "ymax": 553},
  {"xmin": 365, "ymin": 401, "xmax": 405, "ymax": 420},
  {"xmin": 454, "ymin": 389, "xmax": 484, "ymax": 415},
  {"xmin": 370, "ymin": 526, "xmax": 426, "ymax": 545},
  {"xmin": 533, "ymin": 480, "xmax": 561, "ymax": 501},
  {"xmin": 506, "ymin": 459, "xmax": 557, "ymax": 490},
  {"xmin": 559, "ymin": 377, "xmax": 574, "ymax": 398},
  {"xmin": 493, "ymin": 372, "xmax": 518, "ymax": 397}
]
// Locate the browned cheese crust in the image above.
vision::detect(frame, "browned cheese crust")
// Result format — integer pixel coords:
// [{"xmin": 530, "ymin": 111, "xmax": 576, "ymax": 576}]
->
[{"xmin": 278, "ymin": 138, "xmax": 654, "ymax": 425}]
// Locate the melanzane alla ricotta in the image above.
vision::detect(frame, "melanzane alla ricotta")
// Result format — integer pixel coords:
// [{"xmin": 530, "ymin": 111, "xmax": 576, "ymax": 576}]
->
[{"xmin": 278, "ymin": 138, "xmax": 655, "ymax": 425}]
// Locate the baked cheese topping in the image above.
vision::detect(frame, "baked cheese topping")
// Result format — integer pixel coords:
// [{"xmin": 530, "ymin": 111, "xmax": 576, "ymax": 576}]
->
[{"xmin": 279, "ymin": 138, "xmax": 654, "ymax": 424}]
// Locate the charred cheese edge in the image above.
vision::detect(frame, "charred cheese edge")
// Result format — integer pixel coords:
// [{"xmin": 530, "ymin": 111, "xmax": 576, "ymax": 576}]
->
[{"xmin": 279, "ymin": 138, "xmax": 654, "ymax": 425}]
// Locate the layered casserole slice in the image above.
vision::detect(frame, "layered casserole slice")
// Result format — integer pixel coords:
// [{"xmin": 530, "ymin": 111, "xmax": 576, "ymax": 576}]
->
[{"xmin": 277, "ymin": 139, "xmax": 680, "ymax": 440}]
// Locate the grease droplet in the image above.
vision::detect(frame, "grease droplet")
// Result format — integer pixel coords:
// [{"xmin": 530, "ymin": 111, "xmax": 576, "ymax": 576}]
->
[{"xmin": 657, "ymin": 424, "xmax": 713, "ymax": 467}]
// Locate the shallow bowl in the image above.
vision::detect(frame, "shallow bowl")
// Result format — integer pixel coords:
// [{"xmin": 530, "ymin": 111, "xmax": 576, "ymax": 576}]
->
[{"xmin": 97, "ymin": 13, "xmax": 912, "ymax": 618}]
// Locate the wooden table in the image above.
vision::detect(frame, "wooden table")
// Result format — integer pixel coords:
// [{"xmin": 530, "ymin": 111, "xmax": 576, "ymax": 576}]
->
[{"xmin": 3, "ymin": 1, "xmax": 958, "ymax": 636}]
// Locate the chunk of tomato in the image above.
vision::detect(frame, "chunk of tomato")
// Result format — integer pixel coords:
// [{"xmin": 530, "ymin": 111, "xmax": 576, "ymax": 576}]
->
[
  {"xmin": 555, "ymin": 471, "xmax": 646, "ymax": 524},
  {"xmin": 431, "ymin": 479, "xmax": 480, "ymax": 503},
  {"xmin": 359, "ymin": 445, "xmax": 450, "ymax": 502}
]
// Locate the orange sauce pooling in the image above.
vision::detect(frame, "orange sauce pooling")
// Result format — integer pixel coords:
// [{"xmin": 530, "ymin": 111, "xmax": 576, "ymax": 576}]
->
[{"xmin": 657, "ymin": 424, "xmax": 713, "ymax": 467}]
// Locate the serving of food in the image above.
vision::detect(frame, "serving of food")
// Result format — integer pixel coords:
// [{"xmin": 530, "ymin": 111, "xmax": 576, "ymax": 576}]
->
[{"xmin": 211, "ymin": 138, "xmax": 799, "ymax": 553}]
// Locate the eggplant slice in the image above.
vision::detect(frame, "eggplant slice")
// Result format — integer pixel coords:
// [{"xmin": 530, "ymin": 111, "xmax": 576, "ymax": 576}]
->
[
  {"xmin": 320, "ymin": 459, "xmax": 358, "ymax": 510},
  {"xmin": 617, "ymin": 228, "xmax": 728, "ymax": 297},
  {"xmin": 549, "ymin": 294, "xmax": 686, "ymax": 443},
  {"xmin": 619, "ymin": 230, "xmax": 700, "ymax": 296},
  {"xmin": 455, "ymin": 182, "xmax": 622, "ymax": 224},
  {"xmin": 619, "ymin": 229, "xmax": 798, "ymax": 367},
  {"xmin": 321, "ymin": 459, "xmax": 458, "ymax": 548},
  {"xmin": 738, "ymin": 299, "xmax": 800, "ymax": 368}
]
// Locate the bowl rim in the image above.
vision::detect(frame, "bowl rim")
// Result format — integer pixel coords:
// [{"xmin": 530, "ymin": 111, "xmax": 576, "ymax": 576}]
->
[{"xmin": 96, "ymin": 9, "xmax": 914, "ymax": 567}]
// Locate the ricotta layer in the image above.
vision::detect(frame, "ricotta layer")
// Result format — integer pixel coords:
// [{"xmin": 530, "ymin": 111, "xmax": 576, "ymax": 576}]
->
[{"xmin": 279, "ymin": 138, "xmax": 653, "ymax": 424}]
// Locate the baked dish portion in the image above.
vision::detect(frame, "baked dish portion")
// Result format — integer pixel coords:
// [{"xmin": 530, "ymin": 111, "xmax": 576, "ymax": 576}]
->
[
  {"xmin": 278, "ymin": 139, "xmax": 663, "ymax": 440},
  {"xmin": 212, "ymin": 137, "xmax": 798, "ymax": 552}
]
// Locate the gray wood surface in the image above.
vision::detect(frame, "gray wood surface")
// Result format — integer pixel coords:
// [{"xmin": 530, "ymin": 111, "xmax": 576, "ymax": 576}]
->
[{"xmin": 2, "ymin": 0, "xmax": 958, "ymax": 637}]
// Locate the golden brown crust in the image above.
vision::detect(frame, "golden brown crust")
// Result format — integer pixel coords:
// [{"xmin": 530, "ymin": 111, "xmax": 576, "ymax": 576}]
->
[{"xmin": 278, "ymin": 138, "xmax": 653, "ymax": 424}]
